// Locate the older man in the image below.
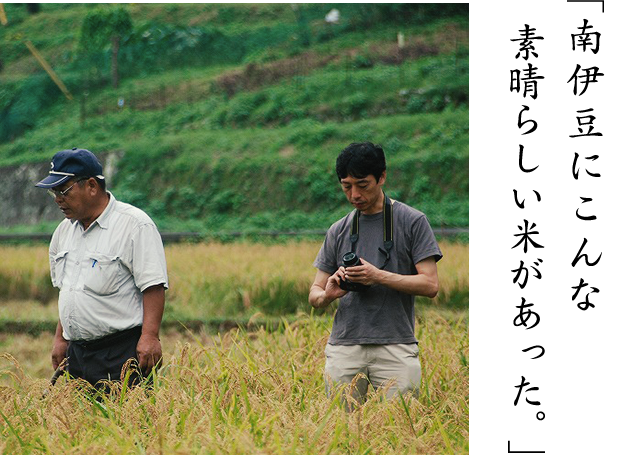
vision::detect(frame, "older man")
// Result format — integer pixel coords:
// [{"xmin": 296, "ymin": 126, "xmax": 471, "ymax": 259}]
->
[{"xmin": 36, "ymin": 148, "xmax": 168, "ymax": 387}]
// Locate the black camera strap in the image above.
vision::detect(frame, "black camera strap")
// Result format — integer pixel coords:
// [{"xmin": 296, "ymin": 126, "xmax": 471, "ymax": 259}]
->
[{"xmin": 349, "ymin": 193, "xmax": 393, "ymax": 269}]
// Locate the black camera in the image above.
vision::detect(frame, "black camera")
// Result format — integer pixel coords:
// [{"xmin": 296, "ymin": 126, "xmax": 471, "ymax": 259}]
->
[{"xmin": 339, "ymin": 252, "xmax": 370, "ymax": 292}]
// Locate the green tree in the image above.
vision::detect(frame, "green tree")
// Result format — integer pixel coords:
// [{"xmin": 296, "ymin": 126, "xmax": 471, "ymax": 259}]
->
[
  {"xmin": 79, "ymin": 6, "xmax": 132, "ymax": 88},
  {"xmin": 26, "ymin": 4, "xmax": 41, "ymax": 14}
]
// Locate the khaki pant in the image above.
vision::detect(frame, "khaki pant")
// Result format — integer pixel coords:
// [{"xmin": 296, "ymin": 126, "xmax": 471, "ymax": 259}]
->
[{"xmin": 324, "ymin": 343, "xmax": 421, "ymax": 405}]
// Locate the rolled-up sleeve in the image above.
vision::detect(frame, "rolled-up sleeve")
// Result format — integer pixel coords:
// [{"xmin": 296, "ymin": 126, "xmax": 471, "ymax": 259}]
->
[{"xmin": 130, "ymin": 223, "xmax": 169, "ymax": 291}]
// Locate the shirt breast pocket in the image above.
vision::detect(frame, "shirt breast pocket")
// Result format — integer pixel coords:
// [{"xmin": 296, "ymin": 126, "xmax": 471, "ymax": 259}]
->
[
  {"xmin": 52, "ymin": 250, "xmax": 69, "ymax": 288},
  {"xmin": 84, "ymin": 253, "xmax": 124, "ymax": 296}
]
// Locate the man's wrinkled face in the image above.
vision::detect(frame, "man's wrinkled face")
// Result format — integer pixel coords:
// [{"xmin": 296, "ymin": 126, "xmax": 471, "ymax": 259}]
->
[
  {"xmin": 340, "ymin": 171, "xmax": 386, "ymax": 215},
  {"xmin": 49, "ymin": 178, "xmax": 88, "ymax": 220}
]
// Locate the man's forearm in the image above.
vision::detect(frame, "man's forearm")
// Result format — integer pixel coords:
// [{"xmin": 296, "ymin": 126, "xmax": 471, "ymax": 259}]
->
[
  {"xmin": 54, "ymin": 320, "xmax": 65, "ymax": 340},
  {"xmin": 141, "ymin": 285, "xmax": 165, "ymax": 338},
  {"xmin": 51, "ymin": 320, "xmax": 69, "ymax": 370},
  {"xmin": 309, "ymin": 285, "xmax": 333, "ymax": 308}
]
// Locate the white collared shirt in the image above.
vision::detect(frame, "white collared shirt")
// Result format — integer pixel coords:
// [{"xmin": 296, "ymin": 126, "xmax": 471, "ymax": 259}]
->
[{"xmin": 49, "ymin": 192, "xmax": 169, "ymax": 341}]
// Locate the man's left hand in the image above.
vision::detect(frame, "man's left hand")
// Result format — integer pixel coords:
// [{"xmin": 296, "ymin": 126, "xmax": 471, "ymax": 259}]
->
[
  {"xmin": 137, "ymin": 333, "xmax": 162, "ymax": 376},
  {"xmin": 344, "ymin": 258, "xmax": 382, "ymax": 286}
]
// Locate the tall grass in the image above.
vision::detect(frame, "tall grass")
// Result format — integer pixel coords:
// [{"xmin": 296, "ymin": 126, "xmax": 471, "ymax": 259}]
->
[
  {"xmin": 0, "ymin": 240, "xmax": 468, "ymax": 318},
  {"xmin": 0, "ymin": 308, "xmax": 468, "ymax": 453}
]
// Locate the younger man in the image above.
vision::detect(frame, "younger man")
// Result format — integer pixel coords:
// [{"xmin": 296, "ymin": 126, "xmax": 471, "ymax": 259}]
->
[{"xmin": 309, "ymin": 142, "xmax": 442, "ymax": 403}]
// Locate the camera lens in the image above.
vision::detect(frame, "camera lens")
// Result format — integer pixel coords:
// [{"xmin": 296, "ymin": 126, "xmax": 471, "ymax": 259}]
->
[
  {"xmin": 339, "ymin": 252, "xmax": 369, "ymax": 292},
  {"xmin": 342, "ymin": 252, "xmax": 360, "ymax": 267}
]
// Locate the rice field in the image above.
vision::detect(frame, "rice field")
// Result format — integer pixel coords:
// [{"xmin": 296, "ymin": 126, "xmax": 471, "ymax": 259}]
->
[
  {"xmin": 0, "ymin": 240, "xmax": 468, "ymax": 453},
  {"xmin": 0, "ymin": 240, "xmax": 468, "ymax": 318},
  {"xmin": 0, "ymin": 309, "xmax": 468, "ymax": 454}
]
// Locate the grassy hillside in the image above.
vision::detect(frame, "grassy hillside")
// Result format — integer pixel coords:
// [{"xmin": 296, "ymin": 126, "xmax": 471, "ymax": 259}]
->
[{"xmin": 0, "ymin": 3, "xmax": 469, "ymax": 234}]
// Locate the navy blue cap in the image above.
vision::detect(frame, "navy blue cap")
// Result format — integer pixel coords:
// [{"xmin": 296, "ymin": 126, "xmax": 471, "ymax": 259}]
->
[{"xmin": 35, "ymin": 148, "xmax": 105, "ymax": 188}]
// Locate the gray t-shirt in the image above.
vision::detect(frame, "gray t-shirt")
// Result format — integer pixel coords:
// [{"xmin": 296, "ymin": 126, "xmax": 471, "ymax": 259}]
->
[{"xmin": 314, "ymin": 200, "xmax": 442, "ymax": 345}]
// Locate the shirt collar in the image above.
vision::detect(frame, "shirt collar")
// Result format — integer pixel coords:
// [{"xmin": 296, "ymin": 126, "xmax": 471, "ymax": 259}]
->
[
  {"xmin": 93, "ymin": 191, "xmax": 116, "ymax": 229},
  {"xmin": 73, "ymin": 191, "xmax": 116, "ymax": 231}
]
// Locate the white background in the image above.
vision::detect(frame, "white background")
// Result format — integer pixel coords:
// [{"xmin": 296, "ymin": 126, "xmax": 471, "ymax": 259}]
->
[{"xmin": 470, "ymin": 1, "xmax": 640, "ymax": 453}]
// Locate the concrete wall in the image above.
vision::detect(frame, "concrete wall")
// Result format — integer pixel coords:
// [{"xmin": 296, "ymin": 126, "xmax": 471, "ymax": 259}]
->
[{"xmin": 0, "ymin": 152, "xmax": 120, "ymax": 227}]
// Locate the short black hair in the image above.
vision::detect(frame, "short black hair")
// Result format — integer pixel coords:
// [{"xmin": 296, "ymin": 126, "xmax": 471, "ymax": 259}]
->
[{"xmin": 335, "ymin": 142, "xmax": 386, "ymax": 182}]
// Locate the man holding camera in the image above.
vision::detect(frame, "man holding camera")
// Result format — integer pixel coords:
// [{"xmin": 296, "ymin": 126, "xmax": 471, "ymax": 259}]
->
[
  {"xmin": 35, "ymin": 148, "xmax": 168, "ymax": 388},
  {"xmin": 309, "ymin": 142, "xmax": 442, "ymax": 404}
]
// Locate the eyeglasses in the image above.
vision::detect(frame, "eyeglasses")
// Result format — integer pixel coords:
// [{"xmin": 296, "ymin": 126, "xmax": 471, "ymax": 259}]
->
[{"xmin": 47, "ymin": 178, "xmax": 88, "ymax": 199}]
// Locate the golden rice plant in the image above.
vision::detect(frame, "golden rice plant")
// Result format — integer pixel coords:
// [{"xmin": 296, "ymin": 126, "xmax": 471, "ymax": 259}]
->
[
  {"xmin": 0, "ymin": 308, "xmax": 468, "ymax": 454},
  {"xmin": 165, "ymin": 240, "xmax": 467, "ymax": 317},
  {"xmin": 0, "ymin": 240, "xmax": 468, "ymax": 317},
  {"xmin": 0, "ymin": 245, "xmax": 57, "ymax": 304},
  {"xmin": 164, "ymin": 241, "xmax": 322, "ymax": 317}
]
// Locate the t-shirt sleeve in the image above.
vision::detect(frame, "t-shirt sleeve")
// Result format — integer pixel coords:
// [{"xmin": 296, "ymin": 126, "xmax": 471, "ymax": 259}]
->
[
  {"xmin": 130, "ymin": 223, "xmax": 169, "ymax": 291},
  {"xmin": 411, "ymin": 215, "xmax": 443, "ymax": 264},
  {"xmin": 313, "ymin": 228, "xmax": 339, "ymax": 275}
]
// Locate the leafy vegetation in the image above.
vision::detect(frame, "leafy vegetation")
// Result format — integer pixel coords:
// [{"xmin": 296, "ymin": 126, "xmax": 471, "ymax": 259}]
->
[
  {"xmin": 0, "ymin": 3, "xmax": 468, "ymax": 233},
  {"xmin": 79, "ymin": 6, "xmax": 133, "ymax": 88}
]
